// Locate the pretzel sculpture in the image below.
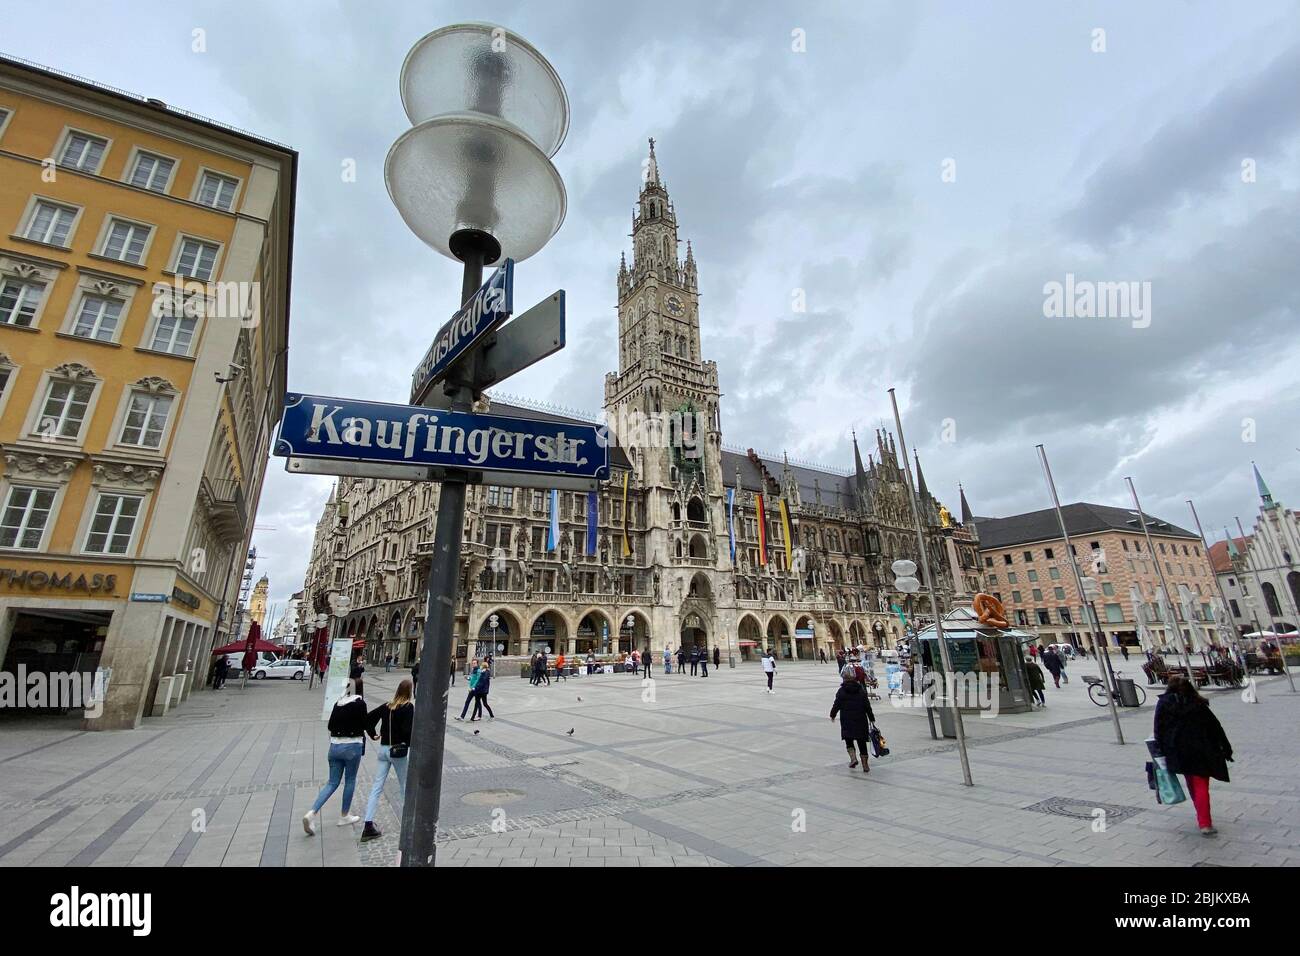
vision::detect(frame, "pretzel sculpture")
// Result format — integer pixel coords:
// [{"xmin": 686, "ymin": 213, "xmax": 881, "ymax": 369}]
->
[{"xmin": 973, "ymin": 592, "xmax": 1008, "ymax": 629}]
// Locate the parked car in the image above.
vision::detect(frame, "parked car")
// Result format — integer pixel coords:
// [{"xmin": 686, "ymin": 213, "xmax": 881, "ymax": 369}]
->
[
  {"xmin": 253, "ymin": 657, "xmax": 308, "ymax": 680},
  {"xmin": 223, "ymin": 652, "xmax": 274, "ymax": 674}
]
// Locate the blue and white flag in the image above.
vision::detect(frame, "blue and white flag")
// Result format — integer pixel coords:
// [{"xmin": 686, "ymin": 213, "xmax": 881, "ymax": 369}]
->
[
  {"xmin": 547, "ymin": 488, "xmax": 560, "ymax": 551},
  {"xmin": 727, "ymin": 487, "xmax": 736, "ymax": 563},
  {"xmin": 586, "ymin": 490, "xmax": 598, "ymax": 555}
]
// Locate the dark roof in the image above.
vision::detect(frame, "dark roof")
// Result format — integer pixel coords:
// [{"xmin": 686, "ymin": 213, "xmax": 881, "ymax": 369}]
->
[
  {"xmin": 719, "ymin": 449, "xmax": 857, "ymax": 507},
  {"xmin": 974, "ymin": 502, "xmax": 1199, "ymax": 550}
]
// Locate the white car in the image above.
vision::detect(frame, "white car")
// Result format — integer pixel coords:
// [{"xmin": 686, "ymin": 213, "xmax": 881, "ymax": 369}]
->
[{"xmin": 253, "ymin": 658, "xmax": 308, "ymax": 680}]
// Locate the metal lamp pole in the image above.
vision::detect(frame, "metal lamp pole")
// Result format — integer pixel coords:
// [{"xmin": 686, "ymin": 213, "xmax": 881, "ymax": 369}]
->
[
  {"xmin": 888, "ymin": 388, "xmax": 972, "ymax": 786},
  {"xmin": 1035, "ymin": 445, "xmax": 1124, "ymax": 743},
  {"xmin": 1187, "ymin": 501, "xmax": 1248, "ymax": 673},
  {"xmin": 1235, "ymin": 515, "xmax": 1295, "ymax": 692},
  {"xmin": 1125, "ymin": 478, "xmax": 1193, "ymax": 674}
]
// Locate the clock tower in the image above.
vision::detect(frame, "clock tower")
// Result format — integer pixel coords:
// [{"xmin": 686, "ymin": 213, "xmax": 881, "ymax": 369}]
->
[{"xmin": 604, "ymin": 140, "xmax": 727, "ymax": 628}]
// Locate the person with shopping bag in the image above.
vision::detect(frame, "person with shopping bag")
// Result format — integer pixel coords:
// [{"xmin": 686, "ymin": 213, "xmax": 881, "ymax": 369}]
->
[
  {"xmin": 829, "ymin": 665, "xmax": 876, "ymax": 773},
  {"xmin": 1153, "ymin": 674, "xmax": 1234, "ymax": 836}
]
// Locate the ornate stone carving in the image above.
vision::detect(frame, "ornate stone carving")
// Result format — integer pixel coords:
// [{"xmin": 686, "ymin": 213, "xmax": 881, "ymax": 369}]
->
[
  {"xmin": 89, "ymin": 457, "xmax": 164, "ymax": 490},
  {"xmin": 2, "ymin": 446, "xmax": 81, "ymax": 479},
  {"xmin": 51, "ymin": 362, "xmax": 97, "ymax": 381},
  {"xmin": 134, "ymin": 376, "xmax": 176, "ymax": 394}
]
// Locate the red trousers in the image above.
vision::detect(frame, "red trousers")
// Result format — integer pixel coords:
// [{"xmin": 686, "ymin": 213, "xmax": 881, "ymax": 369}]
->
[{"xmin": 1185, "ymin": 775, "xmax": 1212, "ymax": 828}]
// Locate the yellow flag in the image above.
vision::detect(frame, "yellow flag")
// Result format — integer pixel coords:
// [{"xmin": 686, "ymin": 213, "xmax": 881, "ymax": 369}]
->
[{"xmin": 621, "ymin": 470, "xmax": 632, "ymax": 557}]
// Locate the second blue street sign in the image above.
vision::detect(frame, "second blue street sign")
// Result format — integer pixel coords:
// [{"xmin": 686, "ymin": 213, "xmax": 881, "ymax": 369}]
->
[
  {"xmin": 275, "ymin": 393, "xmax": 609, "ymax": 482},
  {"xmin": 410, "ymin": 258, "xmax": 514, "ymax": 405}
]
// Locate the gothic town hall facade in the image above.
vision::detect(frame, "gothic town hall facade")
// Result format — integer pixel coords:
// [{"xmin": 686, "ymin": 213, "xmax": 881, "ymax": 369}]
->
[{"xmin": 301, "ymin": 144, "xmax": 983, "ymax": 666}]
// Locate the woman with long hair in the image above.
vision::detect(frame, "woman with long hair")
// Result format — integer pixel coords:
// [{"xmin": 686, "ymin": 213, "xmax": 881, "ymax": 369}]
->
[
  {"xmin": 1154, "ymin": 674, "xmax": 1234, "ymax": 836},
  {"xmin": 470, "ymin": 661, "xmax": 494, "ymax": 720},
  {"xmin": 453, "ymin": 658, "xmax": 480, "ymax": 721},
  {"xmin": 303, "ymin": 679, "xmax": 368, "ymax": 835},
  {"xmin": 360, "ymin": 678, "xmax": 414, "ymax": 842}
]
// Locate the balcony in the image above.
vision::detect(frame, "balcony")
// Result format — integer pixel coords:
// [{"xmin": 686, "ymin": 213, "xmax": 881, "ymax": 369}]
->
[{"xmin": 202, "ymin": 477, "xmax": 247, "ymax": 542}]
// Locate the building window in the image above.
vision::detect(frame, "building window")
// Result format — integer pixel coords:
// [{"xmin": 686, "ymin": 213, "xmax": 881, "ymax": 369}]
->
[
  {"xmin": 38, "ymin": 379, "xmax": 94, "ymax": 438},
  {"xmin": 1003, "ymin": 553, "xmax": 1012, "ymax": 565},
  {"xmin": 987, "ymin": 574, "xmax": 997, "ymax": 586},
  {"xmin": 1054, "ymin": 587, "xmax": 1066, "ymax": 600},
  {"xmin": 83, "ymin": 493, "xmax": 143, "ymax": 554},
  {"xmin": 1036, "ymin": 609, "xmax": 1050, "ymax": 626},
  {"xmin": 1007, "ymin": 571, "xmax": 1017, "ymax": 584},
  {"xmin": 1027, "ymin": 569, "xmax": 1038, "ymax": 582},
  {"xmin": 1023, "ymin": 551, "xmax": 1033, "ymax": 562},
  {"xmin": 174, "ymin": 238, "xmax": 219, "ymax": 280},
  {"xmin": 1032, "ymin": 588, "xmax": 1043, "ymax": 602},
  {"xmin": 1048, "ymin": 566, "xmax": 1061, "ymax": 580},
  {"xmin": 0, "ymin": 485, "xmax": 56, "ymax": 550},
  {"xmin": 128, "ymin": 152, "xmax": 174, "ymax": 192},
  {"xmin": 1011, "ymin": 590, "xmax": 1022, "ymax": 603},
  {"xmin": 119, "ymin": 391, "xmax": 173, "ymax": 448},
  {"xmin": 1044, "ymin": 548, "xmax": 1054, "ymax": 559},
  {"xmin": 501, "ymin": 487, "xmax": 514, "ymax": 509},
  {"xmin": 0, "ymin": 277, "xmax": 44, "ymax": 327},
  {"xmin": 1102, "ymin": 582, "xmax": 1115, "ymax": 596},
  {"xmin": 196, "ymin": 171, "xmax": 239, "ymax": 210},
  {"xmin": 1229, "ymin": 599, "xmax": 1240, "ymax": 617},
  {"xmin": 58, "ymin": 131, "xmax": 108, "ymax": 172},
  {"xmin": 1104, "ymin": 603, "xmax": 1125, "ymax": 623},
  {"xmin": 23, "ymin": 201, "xmax": 78, "ymax": 246},
  {"xmin": 100, "ymin": 218, "xmax": 152, "ymax": 264},
  {"xmin": 487, "ymin": 485, "xmax": 500, "ymax": 507},
  {"xmin": 984, "ymin": 556, "xmax": 993, "ymax": 568},
  {"xmin": 1059, "ymin": 607, "xmax": 1072, "ymax": 624},
  {"xmin": 149, "ymin": 314, "xmax": 197, "ymax": 355},
  {"xmin": 71, "ymin": 295, "xmax": 124, "ymax": 341}
]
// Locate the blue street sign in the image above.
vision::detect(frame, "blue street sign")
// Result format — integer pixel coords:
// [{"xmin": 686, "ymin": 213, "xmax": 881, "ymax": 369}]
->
[
  {"xmin": 275, "ymin": 393, "xmax": 609, "ymax": 481},
  {"xmin": 411, "ymin": 259, "xmax": 514, "ymax": 404}
]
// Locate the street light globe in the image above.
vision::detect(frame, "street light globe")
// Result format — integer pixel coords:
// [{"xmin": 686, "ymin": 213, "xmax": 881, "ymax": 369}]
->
[
  {"xmin": 386, "ymin": 23, "xmax": 569, "ymax": 263},
  {"xmin": 399, "ymin": 23, "xmax": 569, "ymax": 157}
]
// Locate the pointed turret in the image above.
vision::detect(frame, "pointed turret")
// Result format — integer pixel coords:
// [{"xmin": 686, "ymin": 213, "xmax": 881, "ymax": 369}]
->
[
  {"xmin": 645, "ymin": 136, "xmax": 660, "ymax": 186},
  {"xmin": 683, "ymin": 239, "xmax": 697, "ymax": 291},
  {"xmin": 1252, "ymin": 461, "xmax": 1276, "ymax": 509},
  {"xmin": 913, "ymin": 451, "xmax": 930, "ymax": 499},
  {"xmin": 959, "ymin": 484, "xmax": 973, "ymax": 525},
  {"xmin": 852, "ymin": 430, "xmax": 867, "ymax": 484}
]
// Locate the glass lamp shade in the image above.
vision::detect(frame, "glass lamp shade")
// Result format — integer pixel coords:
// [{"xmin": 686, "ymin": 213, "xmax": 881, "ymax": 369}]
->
[
  {"xmin": 386, "ymin": 112, "xmax": 566, "ymax": 262},
  {"xmin": 400, "ymin": 22, "xmax": 569, "ymax": 157}
]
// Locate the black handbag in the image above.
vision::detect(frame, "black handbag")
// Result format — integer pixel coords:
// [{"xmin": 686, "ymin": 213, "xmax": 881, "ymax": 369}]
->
[
  {"xmin": 869, "ymin": 721, "xmax": 890, "ymax": 758},
  {"xmin": 387, "ymin": 708, "xmax": 409, "ymax": 759}
]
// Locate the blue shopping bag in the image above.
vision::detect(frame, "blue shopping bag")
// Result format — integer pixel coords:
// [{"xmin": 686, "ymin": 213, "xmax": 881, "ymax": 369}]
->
[{"xmin": 1152, "ymin": 758, "xmax": 1186, "ymax": 806}]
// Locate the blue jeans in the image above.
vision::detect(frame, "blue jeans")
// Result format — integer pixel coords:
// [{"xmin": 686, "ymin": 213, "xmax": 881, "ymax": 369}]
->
[
  {"xmin": 311, "ymin": 742, "xmax": 363, "ymax": 814},
  {"xmin": 364, "ymin": 744, "xmax": 408, "ymax": 823}
]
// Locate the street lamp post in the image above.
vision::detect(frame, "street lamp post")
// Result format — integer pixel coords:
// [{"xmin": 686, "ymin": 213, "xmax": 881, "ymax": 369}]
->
[
  {"xmin": 386, "ymin": 24, "xmax": 569, "ymax": 868},
  {"xmin": 1125, "ymin": 477, "xmax": 1193, "ymax": 674}
]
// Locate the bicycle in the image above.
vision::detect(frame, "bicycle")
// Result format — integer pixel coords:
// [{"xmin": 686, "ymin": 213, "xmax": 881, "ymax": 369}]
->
[{"xmin": 1083, "ymin": 671, "xmax": 1146, "ymax": 707}]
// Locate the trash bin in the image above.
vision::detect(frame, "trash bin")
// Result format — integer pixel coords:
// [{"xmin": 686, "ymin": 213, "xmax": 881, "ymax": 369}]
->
[
  {"xmin": 1117, "ymin": 677, "xmax": 1140, "ymax": 707},
  {"xmin": 935, "ymin": 701, "xmax": 957, "ymax": 738}
]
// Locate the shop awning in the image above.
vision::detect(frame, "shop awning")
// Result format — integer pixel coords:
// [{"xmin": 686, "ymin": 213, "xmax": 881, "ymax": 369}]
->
[{"xmin": 738, "ymin": 640, "xmax": 759, "ymax": 647}]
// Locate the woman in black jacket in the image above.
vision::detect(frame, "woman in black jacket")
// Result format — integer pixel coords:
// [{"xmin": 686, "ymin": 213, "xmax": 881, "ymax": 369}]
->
[
  {"xmin": 1154, "ymin": 674, "xmax": 1233, "ymax": 836},
  {"xmin": 830, "ymin": 666, "xmax": 876, "ymax": 772},
  {"xmin": 360, "ymin": 679, "xmax": 414, "ymax": 842},
  {"xmin": 470, "ymin": 663, "xmax": 494, "ymax": 721},
  {"xmin": 303, "ymin": 680, "xmax": 368, "ymax": 834}
]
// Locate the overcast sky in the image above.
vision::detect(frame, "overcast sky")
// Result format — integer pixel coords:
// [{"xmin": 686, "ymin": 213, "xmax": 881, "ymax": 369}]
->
[{"xmin": 8, "ymin": 1, "xmax": 1299, "ymax": 614}]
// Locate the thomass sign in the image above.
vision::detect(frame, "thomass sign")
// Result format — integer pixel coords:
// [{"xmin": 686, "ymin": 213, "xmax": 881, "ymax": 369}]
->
[{"xmin": 411, "ymin": 259, "xmax": 514, "ymax": 404}]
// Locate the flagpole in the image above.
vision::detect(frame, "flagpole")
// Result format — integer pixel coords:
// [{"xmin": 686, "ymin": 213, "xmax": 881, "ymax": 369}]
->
[
  {"xmin": 1037, "ymin": 446, "xmax": 1124, "ymax": 743},
  {"xmin": 888, "ymin": 388, "xmax": 973, "ymax": 786},
  {"xmin": 1186, "ymin": 500, "xmax": 1248, "ymax": 676},
  {"xmin": 1123, "ymin": 478, "xmax": 1193, "ymax": 676},
  {"xmin": 1235, "ymin": 516, "xmax": 1296, "ymax": 692}
]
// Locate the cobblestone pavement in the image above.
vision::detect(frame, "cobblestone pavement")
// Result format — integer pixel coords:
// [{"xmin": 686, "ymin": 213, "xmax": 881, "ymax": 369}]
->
[{"xmin": 0, "ymin": 661, "xmax": 1295, "ymax": 867}]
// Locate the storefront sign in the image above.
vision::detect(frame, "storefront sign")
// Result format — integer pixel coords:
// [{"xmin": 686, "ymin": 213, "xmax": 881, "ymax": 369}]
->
[
  {"xmin": 131, "ymin": 593, "xmax": 170, "ymax": 603},
  {"xmin": 0, "ymin": 568, "xmax": 118, "ymax": 593},
  {"xmin": 171, "ymin": 587, "xmax": 201, "ymax": 610}
]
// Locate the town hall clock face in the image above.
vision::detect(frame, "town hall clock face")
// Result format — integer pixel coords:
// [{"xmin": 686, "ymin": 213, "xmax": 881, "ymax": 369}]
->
[{"xmin": 665, "ymin": 294, "xmax": 684, "ymax": 316}]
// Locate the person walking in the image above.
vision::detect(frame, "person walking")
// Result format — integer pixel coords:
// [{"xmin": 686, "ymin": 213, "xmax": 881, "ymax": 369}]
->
[
  {"xmin": 360, "ymin": 678, "xmax": 414, "ymax": 842},
  {"xmin": 835, "ymin": 649, "xmax": 846, "ymax": 671},
  {"xmin": 677, "ymin": 646, "xmax": 686, "ymax": 675},
  {"xmin": 1120, "ymin": 642, "xmax": 1130, "ymax": 661},
  {"xmin": 303, "ymin": 680, "xmax": 368, "ymax": 834},
  {"xmin": 349, "ymin": 655, "xmax": 365, "ymax": 698},
  {"xmin": 454, "ymin": 658, "xmax": 480, "ymax": 721},
  {"xmin": 642, "ymin": 647, "xmax": 654, "ymax": 679},
  {"xmin": 664, "ymin": 645, "xmax": 672, "ymax": 674},
  {"xmin": 411, "ymin": 658, "xmax": 419, "ymax": 693},
  {"xmin": 384, "ymin": 653, "xmax": 392, "ymax": 674},
  {"xmin": 700, "ymin": 648, "xmax": 709, "ymax": 677},
  {"xmin": 713, "ymin": 646, "xmax": 721, "ymax": 670},
  {"xmin": 529, "ymin": 652, "xmax": 542, "ymax": 686},
  {"xmin": 539, "ymin": 649, "xmax": 551, "ymax": 686},
  {"xmin": 1058, "ymin": 652, "xmax": 1069, "ymax": 684},
  {"xmin": 761, "ymin": 647, "xmax": 777, "ymax": 693},
  {"xmin": 213, "ymin": 655, "xmax": 229, "ymax": 690},
  {"xmin": 555, "ymin": 651, "xmax": 568, "ymax": 681},
  {"xmin": 1025, "ymin": 656, "xmax": 1047, "ymax": 707},
  {"xmin": 470, "ymin": 662, "xmax": 494, "ymax": 721},
  {"xmin": 586, "ymin": 651, "xmax": 596, "ymax": 675},
  {"xmin": 689, "ymin": 646, "xmax": 699, "ymax": 676},
  {"xmin": 1154, "ymin": 674, "xmax": 1233, "ymax": 836},
  {"xmin": 630, "ymin": 648, "xmax": 640, "ymax": 677},
  {"xmin": 1042, "ymin": 647, "xmax": 1063, "ymax": 689},
  {"xmin": 830, "ymin": 665, "xmax": 876, "ymax": 772}
]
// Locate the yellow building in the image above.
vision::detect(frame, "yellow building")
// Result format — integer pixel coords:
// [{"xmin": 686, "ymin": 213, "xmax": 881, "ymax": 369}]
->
[
  {"xmin": 0, "ymin": 56, "xmax": 296, "ymax": 729},
  {"xmin": 248, "ymin": 573, "xmax": 269, "ymax": 627}
]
